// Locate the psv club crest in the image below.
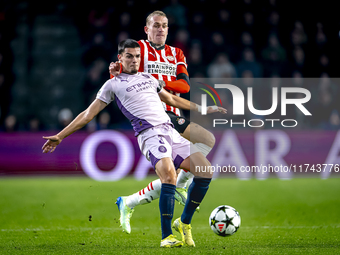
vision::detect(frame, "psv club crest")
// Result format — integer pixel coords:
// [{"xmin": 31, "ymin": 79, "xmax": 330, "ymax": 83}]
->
[{"xmin": 166, "ymin": 55, "xmax": 175, "ymax": 61}]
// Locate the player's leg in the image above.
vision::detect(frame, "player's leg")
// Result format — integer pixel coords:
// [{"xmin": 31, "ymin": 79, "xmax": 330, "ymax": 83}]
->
[
  {"xmin": 116, "ymin": 133, "xmax": 163, "ymax": 233},
  {"xmin": 167, "ymin": 112, "xmax": 215, "ymax": 153},
  {"xmin": 116, "ymin": 112, "xmax": 189, "ymax": 212},
  {"xmin": 116, "ymin": 117, "xmax": 210, "ymax": 218},
  {"xmin": 169, "ymin": 113, "xmax": 215, "ymax": 197},
  {"xmin": 154, "ymin": 157, "xmax": 182, "ymax": 247},
  {"xmin": 179, "ymin": 151, "xmax": 213, "ymax": 223},
  {"xmin": 177, "ymin": 121, "xmax": 215, "ymax": 211},
  {"xmin": 117, "ymin": 129, "xmax": 181, "ymax": 247},
  {"xmin": 173, "ymin": 152, "xmax": 212, "ymax": 247},
  {"xmin": 167, "ymin": 112, "xmax": 195, "ymax": 190},
  {"xmin": 117, "ymin": 174, "xmax": 186, "ymax": 210},
  {"xmin": 116, "ymin": 176, "xmax": 188, "ymax": 234},
  {"xmin": 169, "ymin": 129, "xmax": 212, "ymax": 247},
  {"xmin": 181, "ymin": 122, "xmax": 216, "ymax": 157},
  {"xmin": 123, "ymin": 179, "xmax": 161, "ymax": 208}
]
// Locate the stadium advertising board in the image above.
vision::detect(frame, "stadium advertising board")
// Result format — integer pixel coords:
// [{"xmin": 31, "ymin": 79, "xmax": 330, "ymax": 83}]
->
[{"xmin": 0, "ymin": 130, "xmax": 339, "ymax": 180}]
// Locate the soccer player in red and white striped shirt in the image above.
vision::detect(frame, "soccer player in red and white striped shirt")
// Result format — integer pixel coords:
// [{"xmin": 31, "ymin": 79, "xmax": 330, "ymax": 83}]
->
[{"xmin": 111, "ymin": 11, "xmax": 216, "ymax": 234}]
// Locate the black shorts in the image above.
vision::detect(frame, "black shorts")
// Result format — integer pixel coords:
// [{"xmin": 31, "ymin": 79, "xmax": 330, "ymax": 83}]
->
[{"xmin": 166, "ymin": 111, "xmax": 190, "ymax": 134}]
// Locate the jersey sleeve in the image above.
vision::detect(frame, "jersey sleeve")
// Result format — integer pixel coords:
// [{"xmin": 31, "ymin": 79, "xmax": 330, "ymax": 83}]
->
[
  {"xmin": 163, "ymin": 49, "xmax": 190, "ymax": 94},
  {"xmin": 175, "ymin": 48, "xmax": 187, "ymax": 68},
  {"xmin": 96, "ymin": 79, "xmax": 115, "ymax": 104},
  {"xmin": 164, "ymin": 79, "xmax": 190, "ymax": 93}
]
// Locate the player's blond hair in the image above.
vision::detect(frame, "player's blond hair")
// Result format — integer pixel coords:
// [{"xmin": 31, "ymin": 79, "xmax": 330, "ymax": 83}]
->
[{"xmin": 146, "ymin": 10, "xmax": 167, "ymax": 26}]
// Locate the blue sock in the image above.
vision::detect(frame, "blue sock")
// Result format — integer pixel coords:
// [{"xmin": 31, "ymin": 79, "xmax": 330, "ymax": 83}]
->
[
  {"xmin": 181, "ymin": 177, "xmax": 211, "ymax": 224},
  {"xmin": 159, "ymin": 183, "xmax": 176, "ymax": 239}
]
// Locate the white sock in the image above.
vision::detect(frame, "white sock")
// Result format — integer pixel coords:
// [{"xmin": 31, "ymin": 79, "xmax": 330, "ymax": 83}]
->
[
  {"xmin": 195, "ymin": 143, "xmax": 212, "ymax": 157},
  {"xmin": 176, "ymin": 169, "xmax": 194, "ymax": 189},
  {"xmin": 125, "ymin": 179, "xmax": 162, "ymax": 209}
]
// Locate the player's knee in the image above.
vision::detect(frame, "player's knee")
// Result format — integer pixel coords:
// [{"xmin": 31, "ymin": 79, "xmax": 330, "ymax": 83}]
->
[
  {"xmin": 198, "ymin": 128, "xmax": 216, "ymax": 148},
  {"xmin": 207, "ymin": 132, "xmax": 216, "ymax": 148},
  {"xmin": 161, "ymin": 167, "xmax": 177, "ymax": 185},
  {"xmin": 195, "ymin": 170, "xmax": 213, "ymax": 179},
  {"xmin": 199, "ymin": 130, "xmax": 215, "ymax": 148},
  {"xmin": 162, "ymin": 174, "xmax": 177, "ymax": 185},
  {"xmin": 189, "ymin": 152, "xmax": 214, "ymax": 178}
]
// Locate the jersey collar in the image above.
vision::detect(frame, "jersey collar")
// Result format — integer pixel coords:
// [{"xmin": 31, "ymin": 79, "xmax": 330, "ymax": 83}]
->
[{"xmin": 148, "ymin": 40, "xmax": 165, "ymax": 51}]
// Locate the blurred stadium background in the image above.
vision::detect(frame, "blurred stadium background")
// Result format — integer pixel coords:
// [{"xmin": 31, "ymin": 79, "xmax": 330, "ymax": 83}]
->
[{"xmin": 0, "ymin": 0, "xmax": 339, "ymax": 178}]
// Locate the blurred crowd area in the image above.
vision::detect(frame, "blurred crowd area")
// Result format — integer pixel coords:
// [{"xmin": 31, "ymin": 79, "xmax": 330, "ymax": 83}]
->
[{"xmin": 0, "ymin": 0, "xmax": 339, "ymax": 132}]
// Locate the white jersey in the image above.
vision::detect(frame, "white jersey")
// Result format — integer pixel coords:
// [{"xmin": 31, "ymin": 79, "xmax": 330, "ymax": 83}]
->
[{"xmin": 96, "ymin": 72, "xmax": 172, "ymax": 136}]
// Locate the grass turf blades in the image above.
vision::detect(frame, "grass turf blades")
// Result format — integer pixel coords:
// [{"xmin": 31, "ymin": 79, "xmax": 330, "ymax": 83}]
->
[{"xmin": 0, "ymin": 177, "xmax": 339, "ymax": 254}]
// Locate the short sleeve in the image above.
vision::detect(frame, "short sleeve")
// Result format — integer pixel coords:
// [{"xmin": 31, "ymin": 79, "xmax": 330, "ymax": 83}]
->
[
  {"xmin": 96, "ymin": 79, "xmax": 115, "ymax": 104},
  {"xmin": 175, "ymin": 48, "xmax": 187, "ymax": 68}
]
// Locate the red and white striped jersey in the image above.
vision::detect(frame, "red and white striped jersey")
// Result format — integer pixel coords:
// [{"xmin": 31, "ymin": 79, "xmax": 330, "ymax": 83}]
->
[{"xmin": 138, "ymin": 40, "xmax": 187, "ymax": 116}]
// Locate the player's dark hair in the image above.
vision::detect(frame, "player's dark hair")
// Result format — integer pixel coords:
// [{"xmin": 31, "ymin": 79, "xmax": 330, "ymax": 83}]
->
[{"xmin": 118, "ymin": 39, "xmax": 140, "ymax": 54}]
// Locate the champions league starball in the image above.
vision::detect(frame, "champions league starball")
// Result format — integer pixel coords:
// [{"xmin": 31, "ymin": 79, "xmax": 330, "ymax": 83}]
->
[{"xmin": 209, "ymin": 205, "xmax": 241, "ymax": 237}]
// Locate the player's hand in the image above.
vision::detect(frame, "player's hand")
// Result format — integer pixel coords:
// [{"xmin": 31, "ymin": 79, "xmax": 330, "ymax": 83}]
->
[
  {"xmin": 158, "ymin": 80, "xmax": 166, "ymax": 89},
  {"xmin": 109, "ymin": 61, "xmax": 121, "ymax": 77},
  {"xmin": 42, "ymin": 135, "xmax": 62, "ymax": 153},
  {"xmin": 207, "ymin": 106, "xmax": 227, "ymax": 114}
]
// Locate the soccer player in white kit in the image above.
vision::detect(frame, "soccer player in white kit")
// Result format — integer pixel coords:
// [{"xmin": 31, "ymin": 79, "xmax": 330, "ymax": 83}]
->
[
  {"xmin": 110, "ymin": 11, "xmax": 217, "ymax": 234},
  {"xmin": 42, "ymin": 39, "xmax": 226, "ymax": 248}
]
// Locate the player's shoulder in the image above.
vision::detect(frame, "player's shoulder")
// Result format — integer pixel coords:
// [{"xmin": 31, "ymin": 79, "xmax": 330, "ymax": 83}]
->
[
  {"xmin": 101, "ymin": 78, "xmax": 116, "ymax": 91},
  {"xmin": 165, "ymin": 44, "xmax": 186, "ymax": 62},
  {"xmin": 108, "ymin": 76, "xmax": 120, "ymax": 84},
  {"xmin": 138, "ymin": 40, "xmax": 148, "ymax": 48},
  {"xmin": 139, "ymin": 39, "xmax": 153, "ymax": 45},
  {"xmin": 109, "ymin": 74, "xmax": 130, "ymax": 87},
  {"xmin": 138, "ymin": 40, "xmax": 148, "ymax": 54},
  {"xmin": 165, "ymin": 43, "xmax": 183, "ymax": 54}
]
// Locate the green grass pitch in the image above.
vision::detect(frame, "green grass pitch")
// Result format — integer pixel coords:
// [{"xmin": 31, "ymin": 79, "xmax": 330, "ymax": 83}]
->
[{"xmin": 0, "ymin": 177, "xmax": 339, "ymax": 254}]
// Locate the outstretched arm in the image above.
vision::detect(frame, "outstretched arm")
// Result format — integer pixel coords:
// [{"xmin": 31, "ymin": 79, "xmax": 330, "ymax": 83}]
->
[
  {"xmin": 42, "ymin": 99, "xmax": 107, "ymax": 153},
  {"xmin": 158, "ymin": 87, "xmax": 226, "ymax": 114}
]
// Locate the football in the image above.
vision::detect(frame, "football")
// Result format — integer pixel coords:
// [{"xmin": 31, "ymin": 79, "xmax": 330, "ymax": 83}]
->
[{"xmin": 209, "ymin": 205, "xmax": 241, "ymax": 237}]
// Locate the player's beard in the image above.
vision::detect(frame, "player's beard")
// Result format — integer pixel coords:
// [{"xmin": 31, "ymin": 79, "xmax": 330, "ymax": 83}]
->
[{"xmin": 130, "ymin": 68, "xmax": 138, "ymax": 74}]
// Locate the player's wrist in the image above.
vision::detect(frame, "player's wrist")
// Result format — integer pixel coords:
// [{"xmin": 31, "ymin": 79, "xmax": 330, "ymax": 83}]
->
[
  {"xmin": 197, "ymin": 104, "xmax": 201, "ymax": 113},
  {"xmin": 119, "ymin": 63, "xmax": 123, "ymax": 74},
  {"xmin": 55, "ymin": 134, "xmax": 64, "ymax": 141}
]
